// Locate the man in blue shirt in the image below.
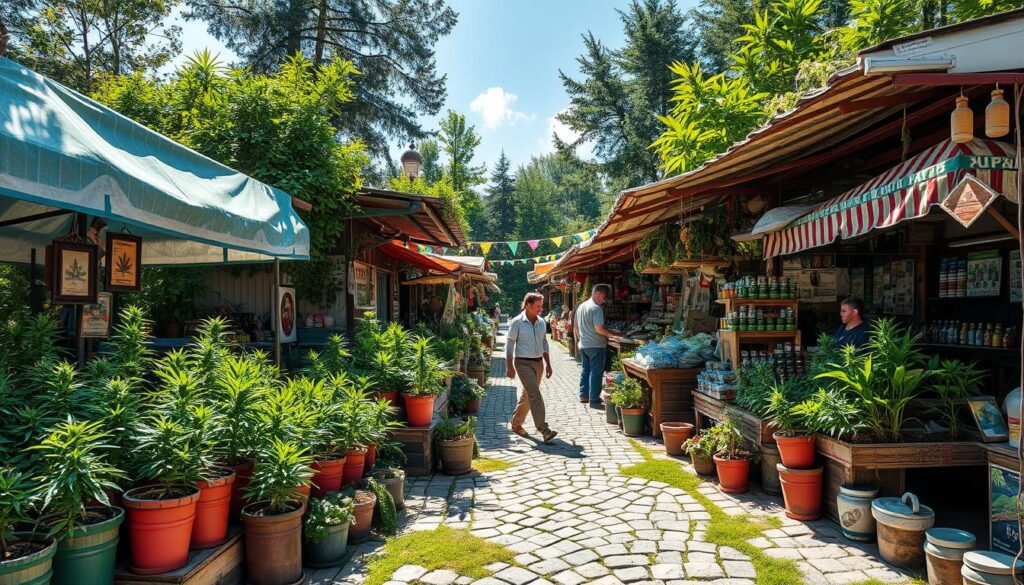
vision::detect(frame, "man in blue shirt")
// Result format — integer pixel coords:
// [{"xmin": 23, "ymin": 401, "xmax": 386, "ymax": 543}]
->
[{"xmin": 833, "ymin": 297, "xmax": 870, "ymax": 349}]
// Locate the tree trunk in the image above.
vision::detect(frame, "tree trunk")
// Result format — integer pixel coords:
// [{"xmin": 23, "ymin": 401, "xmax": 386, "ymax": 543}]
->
[
  {"xmin": 313, "ymin": 0, "xmax": 328, "ymax": 66},
  {"xmin": 285, "ymin": 0, "xmax": 305, "ymax": 58}
]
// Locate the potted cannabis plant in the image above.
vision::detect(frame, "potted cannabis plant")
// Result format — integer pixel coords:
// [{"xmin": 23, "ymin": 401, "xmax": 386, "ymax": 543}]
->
[
  {"xmin": 435, "ymin": 416, "xmax": 476, "ymax": 476},
  {"xmin": 609, "ymin": 378, "xmax": 646, "ymax": 437},
  {"xmin": 363, "ymin": 395, "xmax": 402, "ymax": 472},
  {"xmin": 404, "ymin": 337, "xmax": 452, "ymax": 427},
  {"xmin": 0, "ymin": 468, "xmax": 56, "ymax": 585},
  {"xmin": 710, "ymin": 413, "xmax": 755, "ymax": 494},
  {"xmin": 302, "ymin": 493, "xmax": 354, "ymax": 568},
  {"xmin": 764, "ymin": 387, "xmax": 824, "ymax": 520},
  {"xmin": 211, "ymin": 355, "xmax": 266, "ymax": 521},
  {"xmin": 32, "ymin": 419, "xmax": 125, "ymax": 585}
]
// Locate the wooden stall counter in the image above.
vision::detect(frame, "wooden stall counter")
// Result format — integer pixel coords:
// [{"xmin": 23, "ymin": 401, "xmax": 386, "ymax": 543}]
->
[
  {"xmin": 692, "ymin": 392, "xmax": 775, "ymax": 445},
  {"xmin": 622, "ymin": 360, "xmax": 699, "ymax": 438}
]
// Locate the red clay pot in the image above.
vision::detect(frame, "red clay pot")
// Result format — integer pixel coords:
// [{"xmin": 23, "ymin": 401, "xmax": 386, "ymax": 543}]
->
[
  {"xmin": 660, "ymin": 422, "xmax": 694, "ymax": 455},
  {"xmin": 463, "ymin": 398, "xmax": 481, "ymax": 414},
  {"xmin": 122, "ymin": 484, "xmax": 201, "ymax": 575},
  {"xmin": 404, "ymin": 394, "xmax": 435, "ymax": 427},
  {"xmin": 348, "ymin": 490, "xmax": 377, "ymax": 543},
  {"xmin": 713, "ymin": 455, "xmax": 751, "ymax": 494},
  {"xmin": 241, "ymin": 500, "xmax": 305, "ymax": 585},
  {"xmin": 343, "ymin": 447, "xmax": 368, "ymax": 487},
  {"xmin": 191, "ymin": 468, "xmax": 235, "ymax": 550},
  {"xmin": 227, "ymin": 460, "xmax": 253, "ymax": 522},
  {"xmin": 773, "ymin": 433, "xmax": 816, "ymax": 469},
  {"xmin": 378, "ymin": 391, "xmax": 399, "ymax": 406},
  {"xmin": 310, "ymin": 456, "xmax": 346, "ymax": 497},
  {"xmin": 364, "ymin": 445, "xmax": 377, "ymax": 472},
  {"xmin": 777, "ymin": 464, "xmax": 824, "ymax": 520}
]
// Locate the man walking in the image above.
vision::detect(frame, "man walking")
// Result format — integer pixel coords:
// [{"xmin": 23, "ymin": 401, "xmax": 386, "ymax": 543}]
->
[
  {"xmin": 506, "ymin": 292, "xmax": 558, "ymax": 443},
  {"xmin": 575, "ymin": 284, "xmax": 620, "ymax": 408}
]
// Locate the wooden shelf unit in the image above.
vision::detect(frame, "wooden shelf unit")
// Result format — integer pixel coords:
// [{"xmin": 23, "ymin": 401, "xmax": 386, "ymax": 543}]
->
[
  {"xmin": 717, "ymin": 297, "xmax": 801, "ymax": 368},
  {"xmin": 622, "ymin": 361, "xmax": 699, "ymax": 439}
]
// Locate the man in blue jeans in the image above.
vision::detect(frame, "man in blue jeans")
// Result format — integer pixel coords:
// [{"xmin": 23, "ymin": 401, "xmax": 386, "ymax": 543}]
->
[{"xmin": 574, "ymin": 284, "xmax": 621, "ymax": 408}]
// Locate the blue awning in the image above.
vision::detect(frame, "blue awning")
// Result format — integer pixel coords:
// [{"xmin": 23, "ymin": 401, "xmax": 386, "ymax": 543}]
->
[{"xmin": 0, "ymin": 57, "xmax": 310, "ymax": 265}]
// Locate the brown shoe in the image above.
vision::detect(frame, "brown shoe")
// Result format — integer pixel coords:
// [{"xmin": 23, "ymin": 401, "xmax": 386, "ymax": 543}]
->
[
  {"xmin": 542, "ymin": 429, "xmax": 558, "ymax": 443},
  {"xmin": 511, "ymin": 424, "xmax": 528, "ymax": 437},
  {"xmin": 579, "ymin": 398, "xmax": 589, "ymax": 403}
]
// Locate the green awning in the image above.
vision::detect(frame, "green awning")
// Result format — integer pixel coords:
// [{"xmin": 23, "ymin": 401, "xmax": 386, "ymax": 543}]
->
[{"xmin": 0, "ymin": 57, "xmax": 309, "ymax": 265}]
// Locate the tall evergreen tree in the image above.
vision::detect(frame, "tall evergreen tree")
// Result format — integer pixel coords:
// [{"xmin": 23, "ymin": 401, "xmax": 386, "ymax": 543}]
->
[
  {"xmin": 418, "ymin": 139, "xmax": 443, "ymax": 185},
  {"xmin": 485, "ymin": 152, "xmax": 517, "ymax": 240},
  {"xmin": 689, "ymin": 0, "xmax": 757, "ymax": 72},
  {"xmin": 437, "ymin": 110, "xmax": 486, "ymax": 235}
]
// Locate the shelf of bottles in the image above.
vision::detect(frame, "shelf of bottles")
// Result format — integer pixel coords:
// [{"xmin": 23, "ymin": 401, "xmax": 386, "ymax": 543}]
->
[{"xmin": 919, "ymin": 320, "xmax": 1018, "ymax": 350}]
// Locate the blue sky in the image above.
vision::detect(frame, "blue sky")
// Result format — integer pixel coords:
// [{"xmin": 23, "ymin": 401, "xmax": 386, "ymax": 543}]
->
[{"xmin": 172, "ymin": 0, "xmax": 698, "ymax": 173}]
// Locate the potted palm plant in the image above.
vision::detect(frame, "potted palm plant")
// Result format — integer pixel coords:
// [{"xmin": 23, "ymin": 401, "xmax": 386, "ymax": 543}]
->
[
  {"xmin": 435, "ymin": 416, "xmax": 476, "ymax": 476},
  {"xmin": 242, "ymin": 440, "xmax": 313, "ymax": 585},
  {"xmin": 711, "ymin": 413, "xmax": 755, "ymax": 494},
  {"xmin": 0, "ymin": 468, "xmax": 57, "ymax": 585},
  {"xmin": 448, "ymin": 375, "xmax": 485, "ymax": 415},
  {"xmin": 302, "ymin": 493, "xmax": 355, "ymax": 568},
  {"xmin": 609, "ymin": 378, "xmax": 646, "ymax": 437},
  {"xmin": 404, "ymin": 337, "xmax": 451, "ymax": 427},
  {"xmin": 32, "ymin": 419, "xmax": 125, "ymax": 585}
]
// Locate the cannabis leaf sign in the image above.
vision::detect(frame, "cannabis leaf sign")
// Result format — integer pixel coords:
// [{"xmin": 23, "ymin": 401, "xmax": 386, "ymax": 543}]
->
[
  {"xmin": 65, "ymin": 258, "xmax": 87, "ymax": 284},
  {"xmin": 115, "ymin": 252, "xmax": 133, "ymax": 277}
]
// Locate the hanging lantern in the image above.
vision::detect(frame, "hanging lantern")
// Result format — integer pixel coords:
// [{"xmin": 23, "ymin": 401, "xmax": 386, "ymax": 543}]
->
[
  {"xmin": 986, "ymin": 88, "xmax": 1010, "ymax": 138},
  {"xmin": 951, "ymin": 96, "xmax": 974, "ymax": 144}
]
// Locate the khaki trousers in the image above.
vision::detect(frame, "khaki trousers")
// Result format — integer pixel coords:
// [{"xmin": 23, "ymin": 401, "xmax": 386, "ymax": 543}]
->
[{"xmin": 511, "ymin": 358, "xmax": 549, "ymax": 433}]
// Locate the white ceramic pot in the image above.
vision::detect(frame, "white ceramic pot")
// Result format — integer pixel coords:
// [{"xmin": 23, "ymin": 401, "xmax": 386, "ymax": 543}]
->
[
  {"xmin": 837, "ymin": 484, "xmax": 878, "ymax": 542},
  {"xmin": 962, "ymin": 551, "xmax": 1024, "ymax": 585}
]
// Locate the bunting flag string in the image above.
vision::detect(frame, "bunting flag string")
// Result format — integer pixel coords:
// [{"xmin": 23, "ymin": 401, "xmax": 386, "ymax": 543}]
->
[
  {"xmin": 486, "ymin": 251, "xmax": 567, "ymax": 267},
  {"xmin": 464, "ymin": 228, "xmax": 598, "ymax": 256}
]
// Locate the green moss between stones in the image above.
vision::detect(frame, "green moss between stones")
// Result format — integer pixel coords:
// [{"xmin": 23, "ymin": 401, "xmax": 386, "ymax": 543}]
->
[
  {"xmin": 364, "ymin": 526, "xmax": 515, "ymax": 585},
  {"xmin": 473, "ymin": 457, "xmax": 513, "ymax": 473}
]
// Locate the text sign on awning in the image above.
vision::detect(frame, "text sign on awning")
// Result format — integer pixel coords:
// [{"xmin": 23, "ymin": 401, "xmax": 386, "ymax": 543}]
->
[{"xmin": 941, "ymin": 175, "xmax": 1000, "ymax": 229}]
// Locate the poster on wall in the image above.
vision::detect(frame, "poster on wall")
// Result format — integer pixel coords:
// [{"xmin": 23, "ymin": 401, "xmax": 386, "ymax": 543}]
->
[
  {"xmin": 891, "ymin": 260, "xmax": 914, "ymax": 315},
  {"xmin": 80, "ymin": 292, "xmax": 113, "ymax": 337},
  {"xmin": 277, "ymin": 286, "xmax": 297, "ymax": 343},
  {"xmin": 782, "ymin": 254, "xmax": 838, "ymax": 303},
  {"xmin": 872, "ymin": 265, "xmax": 885, "ymax": 311},
  {"xmin": 967, "ymin": 251, "xmax": 1002, "ymax": 297},
  {"xmin": 850, "ymin": 267, "xmax": 866, "ymax": 302},
  {"xmin": 353, "ymin": 262, "xmax": 375, "ymax": 311},
  {"xmin": 1010, "ymin": 250, "xmax": 1022, "ymax": 303},
  {"xmin": 51, "ymin": 240, "xmax": 98, "ymax": 304},
  {"xmin": 105, "ymin": 233, "xmax": 142, "ymax": 292},
  {"xmin": 990, "ymin": 464, "xmax": 1022, "ymax": 556}
]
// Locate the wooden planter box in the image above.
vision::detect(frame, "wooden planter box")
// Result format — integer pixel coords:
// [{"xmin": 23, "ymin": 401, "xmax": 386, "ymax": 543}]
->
[
  {"xmin": 622, "ymin": 362, "xmax": 699, "ymax": 438},
  {"xmin": 692, "ymin": 393, "xmax": 775, "ymax": 445},
  {"xmin": 115, "ymin": 527, "xmax": 243, "ymax": 585},
  {"xmin": 816, "ymin": 434, "xmax": 986, "ymax": 522},
  {"xmin": 393, "ymin": 420, "xmax": 438, "ymax": 476}
]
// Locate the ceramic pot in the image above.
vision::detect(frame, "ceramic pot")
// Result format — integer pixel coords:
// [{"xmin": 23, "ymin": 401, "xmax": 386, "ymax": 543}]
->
[
  {"xmin": 404, "ymin": 395, "xmax": 435, "ymax": 427},
  {"xmin": 311, "ymin": 457, "xmax": 346, "ymax": 498},
  {"xmin": 713, "ymin": 455, "xmax": 750, "ymax": 493},
  {"xmin": 660, "ymin": 422, "xmax": 694, "ymax": 455},
  {"xmin": 961, "ymin": 551, "xmax": 1024, "ymax": 585},
  {"xmin": 773, "ymin": 433, "xmax": 815, "ymax": 469},
  {"xmin": 463, "ymin": 398, "xmax": 481, "ymax": 414},
  {"xmin": 759, "ymin": 444, "xmax": 782, "ymax": 495},
  {"xmin": 303, "ymin": 520, "xmax": 350, "ymax": 569},
  {"xmin": 467, "ymin": 365, "xmax": 486, "ymax": 387},
  {"xmin": 48, "ymin": 506, "xmax": 123, "ymax": 585},
  {"xmin": 438, "ymin": 436, "xmax": 474, "ymax": 475},
  {"xmin": 241, "ymin": 500, "xmax": 305, "ymax": 585},
  {"xmin": 691, "ymin": 451, "xmax": 715, "ymax": 475},
  {"xmin": 191, "ymin": 468, "xmax": 235, "ymax": 550},
  {"xmin": 364, "ymin": 445, "xmax": 377, "ymax": 472},
  {"xmin": 872, "ymin": 492, "xmax": 935, "ymax": 568},
  {"xmin": 372, "ymin": 470, "xmax": 406, "ymax": 511},
  {"xmin": 123, "ymin": 484, "xmax": 201, "ymax": 575},
  {"xmin": 348, "ymin": 491, "xmax": 377, "ymax": 543},
  {"xmin": 605, "ymin": 404, "xmax": 619, "ymax": 425},
  {"xmin": 227, "ymin": 460, "xmax": 254, "ymax": 522},
  {"xmin": 0, "ymin": 533, "xmax": 56, "ymax": 585},
  {"xmin": 343, "ymin": 447, "xmax": 368, "ymax": 487},
  {"xmin": 620, "ymin": 408, "xmax": 646, "ymax": 437},
  {"xmin": 837, "ymin": 484, "xmax": 878, "ymax": 542},
  {"xmin": 924, "ymin": 528, "xmax": 976, "ymax": 585},
  {"xmin": 776, "ymin": 464, "xmax": 823, "ymax": 520}
]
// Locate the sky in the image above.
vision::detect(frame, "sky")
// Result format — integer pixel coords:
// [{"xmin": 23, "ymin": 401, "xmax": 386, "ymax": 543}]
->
[{"xmin": 170, "ymin": 0, "xmax": 696, "ymax": 174}]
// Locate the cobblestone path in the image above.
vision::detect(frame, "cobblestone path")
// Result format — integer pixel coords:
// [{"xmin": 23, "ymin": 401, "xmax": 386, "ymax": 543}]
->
[{"xmin": 312, "ymin": 326, "xmax": 915, "ymax": 585}]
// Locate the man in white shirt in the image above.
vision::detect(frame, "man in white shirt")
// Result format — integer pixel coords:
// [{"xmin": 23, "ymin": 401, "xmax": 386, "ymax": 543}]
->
[
  {"xmin": 574, "ymin": 284, "xmax": 620, "ymax": 408},
  {"xmin": 506, "ymin": 292, "xmax": 558, "ymax": 443}
]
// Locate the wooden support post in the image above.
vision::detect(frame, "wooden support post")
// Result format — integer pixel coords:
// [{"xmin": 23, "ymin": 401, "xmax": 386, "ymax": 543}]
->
[
  {"xmin": 273, "ymin": 258, "xmax": 281, "ymax": 368},
  {"xmin": 987, "ymin": 207, "xmax": 1022, "ymax": 241}
]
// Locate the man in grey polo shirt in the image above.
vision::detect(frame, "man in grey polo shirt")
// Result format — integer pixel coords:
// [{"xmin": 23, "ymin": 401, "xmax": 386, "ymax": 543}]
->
[
  {"xmin": 506, "ymin": 292, "xmax": 558, "ymax": 443},
  {"xmin": 575, "ymin": 284, "xmax": 620, "ymax": 408}
]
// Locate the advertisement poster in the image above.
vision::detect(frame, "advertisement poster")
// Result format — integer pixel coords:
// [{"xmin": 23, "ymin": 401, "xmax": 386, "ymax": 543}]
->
[
  {"xmin": 353, "ymin": 262, "xmax": 375, "ymax": 311},
  {"xmin": 872, "ymin": 265, "xmax": 886, "ymax": 311},
  {"xmin": 80, "ymin": 292, "xmax": 112, "ymax": 337},
  {"xmin": 991, "ymin": 464, "xmax": 1022, "ymax": 556},
  {"xmin": 850, "ymin": 267, "xmax": 866, "ymax": 302},
  {"xmin": 277, "ymin": 286, "xmax": 297, "ymax": 343},
  {"xmin": 891, "ymin": 260, "xmax": 914, "ymax": 315},
  {"xmin": 1011, "ymin": 250, "xmax": 1022, "ymax": 303},
  {"xmin": 782, "ymin": 255, "xmax": 837, "ymax": 303},
  {"xmin": 967, "ymin": 251, "xmax": 1002, "ymax": 297}
]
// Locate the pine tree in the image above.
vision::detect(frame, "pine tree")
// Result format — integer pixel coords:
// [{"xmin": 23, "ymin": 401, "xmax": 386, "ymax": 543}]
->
[
  {"xmin": 437, "ymin": 110, "xmax": 486, "ymax": 235},
  {"xmin": 485, "ymin": 152, "xmax": 517, "ymax": 240}
]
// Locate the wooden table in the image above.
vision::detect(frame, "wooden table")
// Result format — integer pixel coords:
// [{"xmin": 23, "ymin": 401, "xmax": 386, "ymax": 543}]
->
[{"xmin": 622, "ymin": 361, "xmax": 699, "ymax": 438}]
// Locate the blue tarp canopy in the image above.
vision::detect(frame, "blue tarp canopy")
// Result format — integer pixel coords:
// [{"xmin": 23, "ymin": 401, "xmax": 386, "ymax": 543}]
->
[{"xmin": 0, "ymin": 57, "xmax": 310, "ymax": 265}]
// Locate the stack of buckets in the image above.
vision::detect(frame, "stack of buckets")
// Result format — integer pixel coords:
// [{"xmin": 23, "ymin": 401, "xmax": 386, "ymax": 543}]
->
[{"xmin": 773, "ymin": 432, "xmax": 823, "ymax": 520}]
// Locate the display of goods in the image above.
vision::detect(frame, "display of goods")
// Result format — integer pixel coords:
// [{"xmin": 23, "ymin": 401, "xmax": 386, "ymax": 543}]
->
[
  {"xmin": 626, "ymin": 333, "xmax": 714, "ymax": 369},
  {"xmin": 727, "ymin": 276, "xmax": 796, "ymax": 300},
  {"xmin": 696, "ymin": 360, "xmax": 736, "ymax": 400},
  {"xmin": 923, "ymin": 320, "xmax": 1017, "ymax": 348},
  {"xmin": 739, "ymin": 345, "xmax": 804, "ymax": 379},
  {"xmin": 938, "ymin": 257, "xmax": 968, "ymax": 298},
  {"xmin": 726, "ymin": 305, "xmax": 796, "ymax": 332}
]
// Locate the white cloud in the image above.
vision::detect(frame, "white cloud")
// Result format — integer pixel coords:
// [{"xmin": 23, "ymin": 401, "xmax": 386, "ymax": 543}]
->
[
  {"xmin": 539, "ymin": 110, "xmax": 593, "ymax": 160},
  {"xmin": 470, "ymin": 87, "xmax": 532, "ymax": 129}
]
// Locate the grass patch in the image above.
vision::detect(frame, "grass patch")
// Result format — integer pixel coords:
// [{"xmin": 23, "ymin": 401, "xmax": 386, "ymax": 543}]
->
[
  {"xmin": 473, "ymin": 457, "xmax": 513, "ymax": 473},
  {"xmin": 364, "ymin": 526, "xmax": 515, "ymax": 585},
  {"xmin": 621, "ymin": 440, "xmax": 801, "ymax": 585},
  {"xmin": 539, "ymin": 502, "xmax": 556, "ymax": 510}
]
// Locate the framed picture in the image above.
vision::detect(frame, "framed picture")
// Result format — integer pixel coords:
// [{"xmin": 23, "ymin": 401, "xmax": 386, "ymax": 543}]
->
[
  {"xmin": 106, "ymin": 233, "xmax": 142, "ymax": 292},
  {"xmin": 353, "ymin": 261, "xmax": 376, "ymax": 311},
  {"xmin": 51, "ymin": 240, "xmax": 98, "ymax": 304},
  {"xmin": 277, "ymin": 286, "xmax": 297, "ymax": 343},
  {"xmin": 990, "ymin": 464, "xmax": 1021, "ymax": 555},
  {"xmin": 968, "ymin": 396, "xmax": 1010, "ymax": 442},
  {"xmin": 81, "ymin": 292, "xmax": 113, "ymax": 337},
  {"xmin": 967, "ymin": 250, "xmax": 1002, "ymax": 298}
]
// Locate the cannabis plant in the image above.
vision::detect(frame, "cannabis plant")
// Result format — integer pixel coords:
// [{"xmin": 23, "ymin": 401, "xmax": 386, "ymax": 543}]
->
[
  {"xmin": 132, "ymin": 416, "xmax": 205, "ymax": 494},
  {"xmin": 246, "ymin": 440, "xmax": 313, "ymax": 513},
  {"xmin": 406, "ymin": 336, "xmax": 452, "ymax": 397},
  {"xmin": 105, "ymin": 305, "xmax": 153, "ymax": 381},
  {"xmin": 734, "ymin": 360, "xmax": 777, "ymax": 416},
  {"xmin": 928, "ymin": 359, "xmax": 985, "ymax": 439},
  {"xmin": 434, "ymin": 416, "xmax": 476, "ymax": 442},
  {"xmin": 790, "ymin": 389, "xmax": 863, "ymax": 440},
  {"xmin": 212, "ymin": 355, "xmax": 266, "ymax": 466},
  {"xmin": 0, "ymin": 467, "xmax": 35, "ymax": 557}
]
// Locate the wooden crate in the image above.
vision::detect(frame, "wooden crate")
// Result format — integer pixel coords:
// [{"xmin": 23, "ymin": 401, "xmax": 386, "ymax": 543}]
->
[
  {"xmin": 115, "ymin": 528, "xmax": 243, "ymax": 585},
  {"xmin": 623, "ymin": 362, "xmax": 699, "ymax": 438},
  {"xmin": 692, "ymin": 393, "xmax": 775, "ymax": 445},
  {"xmin": 393, "ymin": 420, "xmax": 437, "ymax": 476}
]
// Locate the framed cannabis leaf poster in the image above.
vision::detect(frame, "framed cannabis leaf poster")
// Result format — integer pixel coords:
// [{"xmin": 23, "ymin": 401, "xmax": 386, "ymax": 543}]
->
[
  {"xmin": 51, "ymin": 240, "xmax": 97, "ymax": 304},
  {"xmin": 106, "ymin": 233, "xmax": 142, "ymax": 292}
]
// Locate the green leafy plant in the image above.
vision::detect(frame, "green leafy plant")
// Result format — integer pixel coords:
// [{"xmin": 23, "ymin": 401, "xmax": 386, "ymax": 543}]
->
[
  {"xmin": 132, "ymin": 267, "xmax": 209, "ymax": 326},
  {"xmin": 405, "ymin": 336, "xmax": 452, "ymax": 397},
  {"xmin": 790, "ymin": 389, "xmax": 863, "ymax": 441},
  {"xmin": 734, "ymin": 360, "xmax": 777, "ymax": 416},
  {"xmin": 303, "ymin": 493, "xmax": 355, "ymax": 544},
  {"xmin": 104, "ymin": 305, "xmax": 153, "ymax": 381},
  {"xmin": 212, "ymin": 355, "xmax": 266, "ymax": 466},
  {"xmin": 609, "ymin": 378, "xmax": 644, "ymax": 409},
  {"xmin": 709, "ymin": 412, "xmax": 752, "ymax": 460},
  {"xmin": 928, "ymin": 359, "xmax": 985, "ymax": 440},
  {"xmin": 132, "ymin": 416, "xmax": 206, "ymax": 495},
  {"xmin": 682, "ymin": 433, "xmax": 716, "ymax": 458},
  {"xmin": 435, "ymin": 416, "xmax": 476, "ymax": 442},
  {"xmin": 304, "ymin": 334, "xmax": 350, "ymax": 380},
  {"xmin": 364, "ymin": 477, "xmax": 397, "ymax": 537},
  {"xmin": 246, "ymin": 439, "xmax": 313, "ymax": 514},
  {"xmin": 0, "ymin": 468, "xmax": 35, "ymax": 557},
  {"xmin": 448, "ymin": 375, "xmax": 485, "ymax": 411},
  {"xmin": 374, "ymin": 442, "xmax": 406, "ymax": 470}
]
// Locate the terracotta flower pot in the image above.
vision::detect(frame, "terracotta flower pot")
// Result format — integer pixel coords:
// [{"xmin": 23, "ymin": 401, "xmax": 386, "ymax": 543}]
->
[
  {"xmin": 467, "ymin": 365, "xmax": 486, "ymax": 387},
  {"xmin": 49, "ymin": 506, "xmax": 124, "ymax": 585},
  {"xmin": 660, "ymin": 422, "xmax": 694, "ymax": 455},
  {"xmin": 123, "ymin": 484, "xmax": 201, "ymax": 575},
  {"xmin": 777, "ymin": 464, "xmax": 824, "ymax": 520},
  {"xmin": 227, "ymin": 460, "xmax": 253, "ymax": 522},
  {"xmin": 241, "ymin": 500, "xmax": 305, "ymax": 585},
  {"xmin": 191, "ymin": 468, "xmax": 235, "ymax": 550},
  {"xmin": 310, "ymin": 456, "xmax": 346, "ymax": 498},
  {"xmin": 0, "ymin": 532, "xmax": 56, "ymax": 585},
  {"xmin": 773, "ymin": 433, "xmax": 816, "ymax": 469},
  {"xmin": 437, "ymin": 436, "xmax": 474, "ymax": 475},
  {"xmin": 377, "ymin": 391, "xmax": 399, "ymax": 407},
  {"xmin": 713, "ymin": 455, "xmax": 751, "ymax": 494},
  {"xmin": 759, "ymin": 444, "xmax": 782, "ymax": 496},
  {"xmin": 691, "ymin": 451, "xmax": 715, "ymax": 475},
  {"xmin": 463, "ymin": 398, "xmax": 481, "ymax": 414},
  {"xmin": 364, "ymin": 445, "xmax": 377, "ymax": 472},
  {"xmin": 620, "ymin": 408, "xmax": 646, "ymax": 437},
  {"xmin": 404, "ymin": 394, "xmax": 436, "ymax": 427},
  {"xmin": 348, "ymin": 491, "xmax": 377, "ymax": 543},
  {"xmin": 343, "ymin": 447, "xmax": 368, "ymax": 487}
]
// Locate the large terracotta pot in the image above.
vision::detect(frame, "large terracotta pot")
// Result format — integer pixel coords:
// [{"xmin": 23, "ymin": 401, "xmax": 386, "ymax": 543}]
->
[
  {"xmin": 49, "ymin": 506, "xmax": 124, "ymax": 585},
  {"xmin": 227, "ymin": 460, "xmax": 253, "ymax": 522},
  {"xmin": 773, "ymin": 433, "xmax": 816, "ymax": 469},
  {"xmin": 777, "ymin": 464, "xmax": 823, "ymax": 520},
  {"xmin": 660, "ymin": 422, "xmax": 694, "ymax": 455},
  {"xmin": 691, "ymin": 451, "xmax": 715, "ymax": 475},
  {"xmin": 343, "ymin": 447, "xmax": 368, "ymax": 487},
  {"xmin": 310, "ymin": 457, "xmax": 346, "ymax": 498},
  {"xmin": 0, "ymin": 533, "xmax": 56, "ymax": 585},
  {"xmin": 404, "ymin": 394, "xmax": 435, "ymax": 427},
  {"xmin": 123, "ymin": 484, "xmax": 201, "ymax": 575},
  {"xmin": 364, "ymin": 445, "xmax": 377, "ymax": 472},
  {"xmin": 241, "ymin": 500, "xmax": 305, "ymax": 585},
  {"xmin": 191, "ymin": 468, "xmax": 235, "ymax": 550},
  {"xmin": 437, "ymin": 436, "xmax": 474, "ymax": 475},
  {"xmin": 348, "ymin": 491, "xmax": 377, "ymax": 543},
  {"xmin": 713, "ymin": 455, "xmax": 750, "ymax": 494}
]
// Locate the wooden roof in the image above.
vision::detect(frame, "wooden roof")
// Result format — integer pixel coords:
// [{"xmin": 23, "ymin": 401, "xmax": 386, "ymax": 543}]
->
[{"xmin": 353, "ymin": 188, "xmax": 466, "ymax": 248}]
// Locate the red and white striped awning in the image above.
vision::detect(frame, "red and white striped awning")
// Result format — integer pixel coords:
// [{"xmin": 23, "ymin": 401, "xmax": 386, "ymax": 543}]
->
[{"xmin": 764, "ymin": 139, "xmax": 1019, "ymax": 258}]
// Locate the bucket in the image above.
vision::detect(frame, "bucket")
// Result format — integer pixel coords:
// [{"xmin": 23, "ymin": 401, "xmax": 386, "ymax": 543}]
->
[
  {"xmin": 924, "ymin": 528, "xmax": 975, "ymax": 585},
  {"xmin": 759, "ymin": 444, "xmax": 781, "ymax": 496},
  {"xmin": 962, "ymin": 551, "xmax": 1024, "ymax": 585},
  {"xmin": 620, "ymin": 408, "xmax": 646, "ymax": 437},
  {"xmin": 871, "ymin": 492, "xmax": 935, "ymax": 568},
  {"xmin": 837, "ymin": 484, "xmax": 878, "ymax": 542}
]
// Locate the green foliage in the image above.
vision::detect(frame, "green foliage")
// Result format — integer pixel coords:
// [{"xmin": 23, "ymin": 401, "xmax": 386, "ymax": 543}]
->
[
  {"xmin": 246, "ymin": 439, "xmax": 313, "ymax": 513},
  {"xmin": 0, "ymin": 265, "xmax": 31, "ymax": 328},
  {"xmin": 708, "ymin": 410, "xmax": 753, "ymax": 459},
  {"xmin": 839, "ymin": 0, "xmax": 918, "ymax": 51},
  {"xmin": 0, "ymin": 467, "xmax": 35, "ymax": 555},
  {"xmin": 406, "ymin": 337, "xmax": 452, "ymax": 397},
  {"xmin": 928, "ymin": 359, "xmax": 985, "ymax": 439},
  {"xmin": 363, "ymin": 526, "xmax": 516, "ymax": 585},
  {"xmin": 734, "ymin": 360, "xmax": 778, "ymax": 416},
  {"xmin": 365, "ymin": 477, "xmax": 397, "ymax": 537},
  {"xmin": 609, "ymin": 378, "xmax": 645, "ymax": 409},
  {"xmin": 212, "ymin": 356, "xmax": 268, "ymax": 466},
  {"xmin": 448, "ymin": 375, "xmax": 485, "ymax": 412},
  {"xmin": 105, "ymin": 306, "xmax": 154, "ymax": 381},
  {"xmin": 791, "ymin": 388, "xmax": 863, "ymax": 440},
  {"xmin": 129, "ymin": 267, "xmax": 209, "ymax": 326},
  {"xmin": 485, "ymin": 152, "xmax": 518, "ymax": 240},
  {"xmin": 304, "ymin": 493, "xmax": 355, "ymax": 544},
  {"xmin": 682, "ymin": 432, "xmax": 718, "ymax": 458},
  {"xmin": 435, "ymin": 416, "xmax": 476, "ymax": 442},
  {"xmin": 389, "ymin": 175, "xmax": 470, "ymax": 238},
  {"xmin": 374, "ymin": 442, "xmax": 407, "ymax": 471},
  {"xmin": 133, "ymin": 416, "xmax": 207, "ymax": 490}
]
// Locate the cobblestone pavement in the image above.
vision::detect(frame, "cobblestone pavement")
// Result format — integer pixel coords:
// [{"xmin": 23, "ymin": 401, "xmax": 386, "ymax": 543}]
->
[{"xmin": 312, "ymin": 326, "xmax": 915, "ymax": 585}]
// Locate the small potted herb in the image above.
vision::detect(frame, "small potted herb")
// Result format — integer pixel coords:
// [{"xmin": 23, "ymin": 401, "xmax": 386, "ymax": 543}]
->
[
  {"xmin": 302, "ymin": 493, "xmax": 354, "ymax": 568},
  {"xmin": 682, "ymin": 433, "xmax": 716, "ymax": 475},
  {"xmin": 435, "ymin": 416, "xmax": 476, "ymax": 476},
  {"xmin": 403, "ymin": 337, "xmax": 452, "ymax": 427},
  {"xmin": 710, "ymin": 413, "xmax": 755, "ymax": 494},
  {"xmin": 0, "ymin": 468, "xmax": 56, "ymax": 584},
  {"xmin": 609, "ymin": 378, "xmax": 646, "ymax": 437},
  {"xmin": 448, "ymin": 375, "xmax": 485, "ymax": 415}
]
